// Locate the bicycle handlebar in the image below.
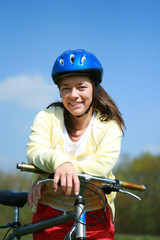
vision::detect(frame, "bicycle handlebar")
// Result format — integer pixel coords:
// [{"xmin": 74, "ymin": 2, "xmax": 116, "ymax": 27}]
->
[{"xmin": 17, "ymin": 163, "xmax": 146, "ymax": 192}]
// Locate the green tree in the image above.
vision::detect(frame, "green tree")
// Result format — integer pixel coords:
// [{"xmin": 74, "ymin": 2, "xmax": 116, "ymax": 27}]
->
[
  {"xmin": 114, "ymin": 153, "xmax": 160, "ymax": 235},
  {"xmin": 0, "ymin": 171, "xmax": 33, "ymax": 239}
]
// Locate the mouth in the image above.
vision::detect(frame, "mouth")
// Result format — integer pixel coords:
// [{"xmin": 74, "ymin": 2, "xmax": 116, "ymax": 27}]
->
[{"xmin": 69, "ymin": 102, "xmax": 82, "ymax": 106}]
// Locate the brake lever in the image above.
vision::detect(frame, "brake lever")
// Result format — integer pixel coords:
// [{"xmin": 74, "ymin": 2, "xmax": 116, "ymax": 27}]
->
[
  {"xmin": 37, "ymin": 179, "xmax": 141, "ymax": 201},
  {"xmin": 119, "ymin": 189, "xmax": 141, "ymax": 201},
  {"xmin": 37, "ymin": 179, "xmax": 53, "ymax": 186}
]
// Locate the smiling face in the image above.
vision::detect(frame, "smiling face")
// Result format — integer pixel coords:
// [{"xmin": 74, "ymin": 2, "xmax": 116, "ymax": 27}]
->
[{"xmin": 59, "ymin": 75, "xmax": 93, "ymax": 117}]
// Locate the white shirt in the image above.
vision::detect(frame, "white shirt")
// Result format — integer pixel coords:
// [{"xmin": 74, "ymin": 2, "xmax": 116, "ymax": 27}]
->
[{"xmin": 63, "ymin": 113, "xmax": 95, "ymax": 156}]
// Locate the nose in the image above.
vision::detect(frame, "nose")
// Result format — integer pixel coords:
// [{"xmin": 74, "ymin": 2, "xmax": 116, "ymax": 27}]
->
[{"xmin": 70, "ymin": 88, "xmax": 79, "ymax": 98}]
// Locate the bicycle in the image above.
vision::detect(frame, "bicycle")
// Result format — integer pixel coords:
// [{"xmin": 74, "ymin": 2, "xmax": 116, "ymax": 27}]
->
[{"xmin": 0, "ymin": 162, "xmax": 146, "ymax": 240}]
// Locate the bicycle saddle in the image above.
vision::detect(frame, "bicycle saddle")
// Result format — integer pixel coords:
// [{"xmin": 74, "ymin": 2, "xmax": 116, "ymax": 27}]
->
[{"xmin": 0, "ymin": 190, "xmax": 28, "ymax": 208}]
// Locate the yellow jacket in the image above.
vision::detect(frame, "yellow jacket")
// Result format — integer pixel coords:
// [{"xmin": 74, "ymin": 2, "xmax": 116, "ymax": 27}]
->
[{"xmin": 27, "ymin": 106, "xmax": 122, "ymax": 219}]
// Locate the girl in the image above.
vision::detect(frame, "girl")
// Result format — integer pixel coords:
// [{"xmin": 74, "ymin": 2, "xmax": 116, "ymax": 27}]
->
[{"xmin": 27, "ymin": 49, "xmax": 125, "ymax": 239}]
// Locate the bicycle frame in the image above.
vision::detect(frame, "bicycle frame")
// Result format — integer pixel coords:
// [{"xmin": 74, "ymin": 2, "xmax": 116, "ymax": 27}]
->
[{"xmin": 6, "ymin": 195, "xmax": 86, "ymax": 240}]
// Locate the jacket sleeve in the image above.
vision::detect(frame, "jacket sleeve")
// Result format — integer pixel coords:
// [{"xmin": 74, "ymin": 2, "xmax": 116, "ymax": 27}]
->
[
  {"xmin": 27, "ymin": 110, "xmax": 72, "ymax": 173},
  {"xmin": 72, "ymin": 122, "xmax": 122, "ymax": 177}
]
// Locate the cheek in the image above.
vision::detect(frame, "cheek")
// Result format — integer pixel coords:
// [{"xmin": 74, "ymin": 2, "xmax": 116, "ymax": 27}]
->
[
  {"xmin": 61, "ymin": 94, "xmax": 69, "ymax": 108},
  {"xmin": 61, "ymin": 96, "xmax": 67, "ymax": 104},
  {"xmin": 86, "ymin": 89, "xmax": 93, "ymax": 99},
  {"xmin": 60, "ymin": 92, "xmax": 68, "ymax": 100}
]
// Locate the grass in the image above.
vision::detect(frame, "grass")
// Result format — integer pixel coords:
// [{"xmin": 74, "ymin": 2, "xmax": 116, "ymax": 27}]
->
[
  {"xmin": 115, "ymin": 234, "xmax": 160, "ymax": 240},
  {"xmin": 2, "ymin": 232, "xmax": 159, "ymax": 240},
  {"xmin": 22, "ymin": 235, "xmax": 160, "ymax": 240}
]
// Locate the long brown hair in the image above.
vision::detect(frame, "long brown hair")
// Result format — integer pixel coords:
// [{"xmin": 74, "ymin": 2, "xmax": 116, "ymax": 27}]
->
[
  {"xmin": 93, "ymin": 85, "xmax": 125, "ymax": 132},
  {"xmin": 47, "ymin": 84, "xmax": 125, "ymax": 134}
]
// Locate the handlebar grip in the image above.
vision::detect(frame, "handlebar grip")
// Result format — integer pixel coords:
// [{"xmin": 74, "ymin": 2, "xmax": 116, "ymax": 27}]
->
[
  {"xmin": 119, "ymin": 180, "xmax": 146, "ymax": 192},
  {"xmin": 17, "ymin": 163, "xmax": 47, "ymax": 174}
]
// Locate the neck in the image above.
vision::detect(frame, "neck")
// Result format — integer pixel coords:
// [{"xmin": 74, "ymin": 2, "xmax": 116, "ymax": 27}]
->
[
  {"xmin": 68, "ymin": 110, "xmax": 93, "ymax": 141},
  {"xmin": 73, "ymin": 108, "xmax": 93, "ymax": 129},
  {"xmin": 65, "ymin": 107, "xmax": 93, "ymax": 138}
]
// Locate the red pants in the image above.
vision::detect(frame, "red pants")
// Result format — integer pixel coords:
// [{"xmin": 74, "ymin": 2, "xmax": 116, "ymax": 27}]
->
[{"xmin": 33, "ymin": 203, "xmax": 115, "ymax": 240}]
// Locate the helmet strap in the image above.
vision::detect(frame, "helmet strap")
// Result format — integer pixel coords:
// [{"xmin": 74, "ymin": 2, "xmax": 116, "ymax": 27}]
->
[{"xmin": 76, "ymin": 85, "xmax": 99, "ymax": 118}]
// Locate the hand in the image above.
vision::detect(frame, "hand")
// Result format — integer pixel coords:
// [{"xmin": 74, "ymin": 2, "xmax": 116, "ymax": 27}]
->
[
  {"xmin": 53, "ymin": 162, "xmax": 80, "ymax": 198},
  {"xmin": 27, "ymin": 177, "xmax": 46, "ymax": 208}
]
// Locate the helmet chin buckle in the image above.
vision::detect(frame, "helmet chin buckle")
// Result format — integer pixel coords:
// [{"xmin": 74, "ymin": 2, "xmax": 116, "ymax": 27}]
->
[{"xmin": 76, "ymin": 110, "xmax": 89, "ymax": 118}]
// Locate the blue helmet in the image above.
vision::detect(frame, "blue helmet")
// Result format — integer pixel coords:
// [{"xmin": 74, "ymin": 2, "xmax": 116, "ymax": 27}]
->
[{"xmin": 52, "ymin": 49, "xmax": 103, "ymax": 85}]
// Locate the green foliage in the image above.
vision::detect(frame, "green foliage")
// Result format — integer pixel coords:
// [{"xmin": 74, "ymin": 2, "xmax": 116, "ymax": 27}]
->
[
  {"xmin": 0, "ymin": 171, "xmax": 33, "ymax": 239},
  {"xmin": 115, "ymin": 234, "xmax": 160, "ymax": 240},
  {"xmin": 0, "ymin": 171, "xmax": 32, "ymax": 192},
  {"xmin": 114, "ymin": 153, "xmax": 160, "ymax": 235}
]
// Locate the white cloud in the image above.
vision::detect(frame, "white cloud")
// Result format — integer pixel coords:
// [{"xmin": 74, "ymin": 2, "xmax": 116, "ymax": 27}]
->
[
  {"xmin": 143, "ymin": 143, "xmax": 160, "ymax": 155},
  {"xmin": 0, "ymin": 74, "xmax": 60, "ymax": 109}
]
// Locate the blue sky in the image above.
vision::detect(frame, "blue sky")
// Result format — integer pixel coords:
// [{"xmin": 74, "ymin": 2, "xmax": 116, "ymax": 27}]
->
[{"xmin": 0, "ymin": 0, "xmax": 160, "ymax": 172}]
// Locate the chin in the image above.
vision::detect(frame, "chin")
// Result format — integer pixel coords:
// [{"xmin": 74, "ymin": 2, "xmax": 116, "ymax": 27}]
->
[
  {"xmin": 70, "ymin": 111, "xmax": 83, "ymax": 116},
  {"xmin": 68, "ymin": 109, "xmax": 84, "ymax": 116},
  {"xmin": 67, "ymin": 105, "xmax": 90, "ymax": 116}
]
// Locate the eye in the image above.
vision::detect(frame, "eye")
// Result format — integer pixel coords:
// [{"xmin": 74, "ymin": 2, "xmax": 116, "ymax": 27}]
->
[
  {"xmin": 79, "ymin": 85, "xmax": 86, "ymax": 90},
  {"xmin": 61, "ymin": 87, "xmax": 70, "ymax": 92}
]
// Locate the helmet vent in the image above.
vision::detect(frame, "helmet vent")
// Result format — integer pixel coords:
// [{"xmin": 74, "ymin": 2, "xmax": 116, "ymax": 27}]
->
[
  {"xmin": 70, "ymin": 54, "xmax": 75, "ymax": 63},
  {"xmin": 81, "ymin": 56, "xmax": 86, "ymax": 64},
  {"xmin": 60, "ymin": 59, "xmax": 64, "ymax": 65}
]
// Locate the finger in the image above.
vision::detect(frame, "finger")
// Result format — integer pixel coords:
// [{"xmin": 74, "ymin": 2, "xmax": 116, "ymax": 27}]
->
[
  {"xmin": 37, "ymin": 184, "xmax": 42, "ymax": 200},
  {"xmin": 73, "ymin": 176, "xmax": 80, "ymax": 196},
  {"xmin": 65, "ymin": 175, "xmax": 72, "ymax": 197},
  {"xmin": 53, "ymin": 174, "xmax": 59, "ymax": 192},
  {"xmin": 32, "ymin": 188, "xmax": 38, "ymax": 206},
  {"xmin": 27, "ymin": 192, "xmax": 33, "ymax": 208},
  {"xmin": 60, "ymin": 174, "xmax": 67, "ymax": 195}
]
